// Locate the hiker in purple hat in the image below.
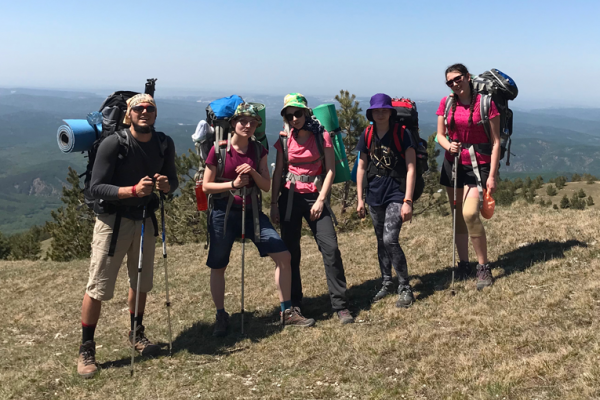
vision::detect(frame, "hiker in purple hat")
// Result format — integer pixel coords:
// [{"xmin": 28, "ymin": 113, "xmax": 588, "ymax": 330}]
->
[{"xmin": 355, "ymin": 93, "xmax": 418, "ymax": 307}]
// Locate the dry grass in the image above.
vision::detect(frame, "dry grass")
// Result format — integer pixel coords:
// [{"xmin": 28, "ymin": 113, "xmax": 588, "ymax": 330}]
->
[{"xmin": 2, "ymin": 204, "xmax": 600, "ymax": 399}]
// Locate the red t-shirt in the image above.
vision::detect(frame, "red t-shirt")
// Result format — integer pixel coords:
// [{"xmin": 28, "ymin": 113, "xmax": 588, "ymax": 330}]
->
[
  {"xmin": 274, "ymin": 129, "xmax": 333, "ymax": 193},
  {"xmin": 205, "ymin": 142, "xmax": 267, "ymax": 205},
  {"xmin": 436, "ymin": 94, "xmax": 499, "ymax": 165}
]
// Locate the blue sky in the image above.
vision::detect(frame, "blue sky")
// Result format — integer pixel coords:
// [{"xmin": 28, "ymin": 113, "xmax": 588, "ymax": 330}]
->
[{"xmin": 0, "ymin": 0, "xmax": 598, "ymax": 108}]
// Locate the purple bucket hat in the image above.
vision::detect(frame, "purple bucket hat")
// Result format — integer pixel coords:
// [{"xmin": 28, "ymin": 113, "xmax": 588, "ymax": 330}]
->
[{"xmin": 366, "ymin": 93, "xmax": 397, "ymax": 122}]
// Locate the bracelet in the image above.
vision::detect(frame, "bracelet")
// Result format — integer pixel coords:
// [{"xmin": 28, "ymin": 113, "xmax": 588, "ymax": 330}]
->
[
  {"xmin": 131, "ymin": 185, "xmax": 137, "ymax": 198},
  {"xmin": 403, "ymin": 199, "xmax": 413, "ymax": 204},
  {"xmin": 231, "ymin": 181, "xmax": 235, "ymax": 189}
]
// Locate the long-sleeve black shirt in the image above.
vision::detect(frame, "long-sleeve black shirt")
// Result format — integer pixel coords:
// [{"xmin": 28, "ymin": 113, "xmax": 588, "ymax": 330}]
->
[{"xmin": 90, "ymin": 129, "xmax": 178, "ymax": 217}]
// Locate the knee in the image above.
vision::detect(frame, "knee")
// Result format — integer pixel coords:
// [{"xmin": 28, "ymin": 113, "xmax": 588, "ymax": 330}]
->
[
  {"xmin": 211, "ymin": 267, "xmax": 227, "ymax": 277},
  {"xmin": 463, "ymin": 197, "xmax": 485, "ymax": 238},
  {"xmin": 272, "ymin": 251, "xmax": 291, "ymax": 269},
  {"xmin": 382, "ymin": 232, "xmax": 398, "ymax": 248}
]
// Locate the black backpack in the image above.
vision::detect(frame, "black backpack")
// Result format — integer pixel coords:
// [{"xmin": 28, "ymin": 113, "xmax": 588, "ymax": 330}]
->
[{"xmin": 82, "ymin": 80, "xmax": 167, "ymax": 214}]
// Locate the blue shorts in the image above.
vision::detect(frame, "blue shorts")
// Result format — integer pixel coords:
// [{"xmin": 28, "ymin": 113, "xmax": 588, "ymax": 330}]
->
[{"xmin": 206, "ymin": 201, "xmax": 288, "ymax": 269}]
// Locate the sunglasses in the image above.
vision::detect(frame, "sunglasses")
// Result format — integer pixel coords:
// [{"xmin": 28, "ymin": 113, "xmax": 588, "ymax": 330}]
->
[
  {"xmin": 131, "ymin": 105, "xmax": 157, "ymax": 113},
  {"xmin": 285, "ymin": 109, "xmax": 305, "ymax": 121},
  {"xmin": 237, "ymin": 118, "xmax": 259, "ymax": 127},
  {"xmin": 445, "ymin": 74, "xmax": 465, "ymax": 88}
]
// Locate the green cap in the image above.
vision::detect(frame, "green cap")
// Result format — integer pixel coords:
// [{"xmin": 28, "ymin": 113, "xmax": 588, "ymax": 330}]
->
[{"xmin": 281, "ymin": 93, "xmax": 309, "ymax": 115}]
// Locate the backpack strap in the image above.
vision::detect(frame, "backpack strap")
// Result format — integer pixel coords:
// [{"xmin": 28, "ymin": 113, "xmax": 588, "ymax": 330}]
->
[
  {"xmin": 154, "ymin": 131, "xmax": 169, "ymax": 158},
  {"xmin": 392, "ymin": 124, "xmax": 406, "ymax": 159},
  {"xmin": 443, "ymin": 95, "xmax": 454, "ymax": 132},
  {"xmin": 365, "ymin": 125, "xmax": 374, "ymax": 150},
  {"xmin": 479, "ymin": 94, "xmax": 492, "ymax": 141}
]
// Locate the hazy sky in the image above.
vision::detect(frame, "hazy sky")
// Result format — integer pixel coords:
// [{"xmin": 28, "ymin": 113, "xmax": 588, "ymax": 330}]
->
[{"xmin": 0, "ymin": 0, "xmax": 598, "ymax": 108}]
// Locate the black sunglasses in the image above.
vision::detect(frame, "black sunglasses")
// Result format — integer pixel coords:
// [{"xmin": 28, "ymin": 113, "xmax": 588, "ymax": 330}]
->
[
  {"xmin": 285, "ymin": 109, "xmax": 304, "ymax": 121},
  {"xmin": 131, "ymin": 105, "xmax": 157, "ymax": 113},
  {"xmin": 445, "ymin": 74, "xmax": 465, "ymax": 88}
]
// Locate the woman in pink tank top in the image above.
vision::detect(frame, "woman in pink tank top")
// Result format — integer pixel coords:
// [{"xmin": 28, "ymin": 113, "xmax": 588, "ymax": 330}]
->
[{"xmin": 436, "ymin": 64, "xmax": 501, "ymax": 291}]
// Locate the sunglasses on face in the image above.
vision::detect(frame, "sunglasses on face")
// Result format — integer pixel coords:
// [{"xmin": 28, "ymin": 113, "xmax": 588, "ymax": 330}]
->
[
  {"xmin": 285, "ymin": 109, "xmax": 305, "ymax": 121},
  {"xmin": 131, "ymin": 105, "xmax": 157, "ymax": 113},
  {"xmin": 445, "ymin": 74, "xmax": 465, "ymax": 88},
  {"xmin": 237, "ymin": 118, "xmax": 259, "ymax": 127}
]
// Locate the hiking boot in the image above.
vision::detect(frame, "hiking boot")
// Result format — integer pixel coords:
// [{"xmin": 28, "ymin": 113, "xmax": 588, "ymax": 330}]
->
[
  {"xmin": 212, "ymin": 312, "xmax": 230, "ymax": 337},
  {"xmin": 281, "ymin": 307, "xmax": 315, "ymax": 327},
  {"xmin": 476, "ymin": 263, "xmax": 494, "ymax": 290},
  {"xmin": 128, "ymin": 325, "xmax": 160, "ymax": 356},
  {"xmin": 456, "ymin": 261, "xmax": 472, "ymax": 280},
  {"xmin": 396, "ymin": 285, "xmax": 415, "ymax": 308},
  {"xmin": 337, "ymin": 309, "xmax": 355, "ymax": 325},
  {"xmin": 372, "ymin": 281, "xmax": 395, "ymax": 303},
  {"xmin": 77, "ymin": 340, "xmax": 98, "ymax": 379}
]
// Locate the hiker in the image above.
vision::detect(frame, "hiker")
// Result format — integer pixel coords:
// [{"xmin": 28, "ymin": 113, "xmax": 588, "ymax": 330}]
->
[
  {"xmin": 436, "ymin": 63, "xmax": 501, "ymax": 290},
  {"xmin": 355, "ymin": 93, "xmax": 418, "ymax": 307},
  {"xmin": 271, "ymin": 93, "xmax": 354, "ymax": 325},
  {"xmin": 77, "ymin": 94, "xmax": 178, "ymax": 378},
  {"xmin": 203, "ymin": 103, "xmax": 315, "ymax": 337}
]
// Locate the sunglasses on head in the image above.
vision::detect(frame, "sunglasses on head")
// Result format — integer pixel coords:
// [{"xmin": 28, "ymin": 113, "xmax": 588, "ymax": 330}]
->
[
  {"xmin": 285, "ymin": 109, "xmax": 305, "ymax": 121},
  {"xmin": 445, "ymin": 74, "xmax": 465, "ymax": 88},
  {"xmin": 131, "ymin": 105, "xmax": 156, "ymax": 113}
]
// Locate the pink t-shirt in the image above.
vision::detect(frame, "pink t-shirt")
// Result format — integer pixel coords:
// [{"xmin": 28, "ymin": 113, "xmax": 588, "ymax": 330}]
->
[
  {"xmin": 205, "ymin": 143, "xmax": 267, "ymax": 205},
  {"xmin": 274, "ymin": 129, "xmax": 333, "ymax": 193},
  {"xmin": 436, "ymin": 94, "xmax": 499, "ymax": 165}
]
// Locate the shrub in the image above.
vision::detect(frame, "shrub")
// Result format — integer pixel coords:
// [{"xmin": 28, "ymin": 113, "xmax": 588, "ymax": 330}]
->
[
  {"xmin": 587, "ymin": 195, "xmax": 595, "ymax": 206},
  {"xmin": 0, "ymin": 231, "xmax": 10, "ymax": 260},
  {"xmin": 546, "ymin": 185, "xmax": 557, "ymax": 196},
  {"xmin": 559, "ymin": 195, "xmax": 570, "ymax": 209},
  {"xmin": 578, "ymin": 188, "xmax": 587, "ymax": 198},
  {"xmin": 555, "ymin": 176, "xmax": 567, "ymax": 189}
]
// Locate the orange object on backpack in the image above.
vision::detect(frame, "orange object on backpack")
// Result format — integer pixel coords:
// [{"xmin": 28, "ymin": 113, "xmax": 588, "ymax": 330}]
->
[{"xmin": 480, "ymin": 189, "xmax": 495, "ymax": 219}]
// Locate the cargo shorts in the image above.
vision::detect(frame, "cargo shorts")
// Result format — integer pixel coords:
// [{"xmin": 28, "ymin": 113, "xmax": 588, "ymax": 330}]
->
[{"xmin": 86, "ymin": 213, "xmax": 156, "ymax": 301}]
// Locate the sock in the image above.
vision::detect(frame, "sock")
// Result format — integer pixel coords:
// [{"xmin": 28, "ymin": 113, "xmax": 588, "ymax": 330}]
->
[
  {"xmin": 82, "ymin": 322, "xmax": 96, "ymax": 344},
  {"xmin": 130, "ymin": 312, "xmax": 144, "ymax": 331},
  {"xmin": 216, "ymin": 308, "xmax": 226, "ymax": 316},
  {"xmin": 281, "ymin": 300, "xmax": 292, "ymax": 313}
]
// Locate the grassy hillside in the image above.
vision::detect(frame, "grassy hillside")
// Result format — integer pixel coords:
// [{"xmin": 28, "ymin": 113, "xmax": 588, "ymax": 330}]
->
[{"xmin": 1, "ymin": 205, "xmax": 599, "ymax": 399}]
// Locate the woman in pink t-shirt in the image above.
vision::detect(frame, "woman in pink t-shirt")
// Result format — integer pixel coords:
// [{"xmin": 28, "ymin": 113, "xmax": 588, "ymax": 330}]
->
[
  {"xmin": 271, "ymin": 93, "xmax": 353, "ymax": 325},
  {"xmin": 436, "ymin": 63, "xmax": 501, "ymax": 290}
]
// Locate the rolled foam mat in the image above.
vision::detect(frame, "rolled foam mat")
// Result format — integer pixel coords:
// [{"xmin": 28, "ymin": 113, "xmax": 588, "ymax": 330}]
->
[
  {"xmin": 313, "ymin": 104, "xmax": 350, "ymax": 183},
  {"xmin": 57, "ymin": 119, "xmax": 100, "ymax": 153}
]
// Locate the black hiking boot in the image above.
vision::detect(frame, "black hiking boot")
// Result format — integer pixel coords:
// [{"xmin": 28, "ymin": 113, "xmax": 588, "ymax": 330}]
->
[
  {"xmin": 456, "ymin": 261, "xmax": 472, "ymax": 280},
  {"xmin": 281, "ymin": 307, "xmax": 316, "ymax": 327},
  {"xmin": 128, "ymin": 325, "xmax": 161, "ymax": 356},
  {"xmin": 476, "ymin": 263, "xmax": 494, "ymax": 290},
  {"xmin": 396, "ymin": 285, "xmax": 415, "ymax": 308},
  {"xmin": 77, "ymin": 340, "xmax": 98, "ymax": 379},
  {"xmin": 212, "ymin": 311, "xmax": 230, "ymax": 337},
  {"xmin": 372, "ymin": 281, "xmax": 395, "ymax": 303}
]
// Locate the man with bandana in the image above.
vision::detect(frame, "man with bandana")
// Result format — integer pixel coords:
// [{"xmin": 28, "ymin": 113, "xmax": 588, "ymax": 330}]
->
[{"xmin": 77, "ymin": 94, "xmax": 178, "ymax": 378}]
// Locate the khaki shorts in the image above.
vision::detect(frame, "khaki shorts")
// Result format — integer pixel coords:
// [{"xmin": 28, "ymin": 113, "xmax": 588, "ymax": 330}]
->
[{"xmin": 86, "ymin": 213, "xmax": 156, "ymax": 301}]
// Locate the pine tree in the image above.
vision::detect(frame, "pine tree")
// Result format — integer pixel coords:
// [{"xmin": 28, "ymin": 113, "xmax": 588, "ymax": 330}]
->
[
  {"xmin": 334, "ymin": 90, "xmax": 368, "ymax": 213},
  {"xmin": 524, "ymin": 176, "xmax": 532, "ymax": 189},
  {"xmin": 578, "ymin": 188, "xmax": 586, "ymax": 198},
  {"xmin": 571, "ymin": 173, "xmax": 581, "ymax": 182},
  {"xmin": 8, "ymin": 227, "xmax": 42, "ymax": 260},
  {"xmin": 559, "ymin": 194, "xmax": 570, "ymax": 209},
  {"xmin": 45, "ymin": 167, "xmax": 95, "ymax": 261},
  {"xmin": 545, "ymin": 185, "xmax": 557, "ymax": 196},
  {"xmin": 0, "ymin": 230, "xmax": 11, "ymax": 260},
  {"xmin": 571, "ymin": 192, "xmax": 586, "ymax": 210},
  {"xmin": 555, "ymin": 176, "xmax": 567, "ymax": 189},
  {"xmin": 587, "ymin": 195, "xmax": 594, "ymax": 206}
]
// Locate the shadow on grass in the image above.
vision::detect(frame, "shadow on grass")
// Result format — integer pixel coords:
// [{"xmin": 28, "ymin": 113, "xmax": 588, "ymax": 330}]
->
[
  {"xmin": 97, "ymin": 277, "xmax": 383, "ymax": 366},
  {"xmin": 411, "ymin": 239, "xmax": 587, "ymax": 301}
]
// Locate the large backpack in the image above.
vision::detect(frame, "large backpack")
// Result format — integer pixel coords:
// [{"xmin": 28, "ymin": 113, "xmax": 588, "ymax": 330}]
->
[
  {"xmin": 82, "ymin": 80, "xmax": 167, "ymax": 215},
  {"xmin": 443, "ymin": 69, "xmax": 518, "ymax": 165}
]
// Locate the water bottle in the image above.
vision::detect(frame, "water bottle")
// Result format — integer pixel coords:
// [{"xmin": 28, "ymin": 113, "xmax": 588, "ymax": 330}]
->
[{"xmin": 195, "ymin": 180, "xmax": 208, "ymax": 211}]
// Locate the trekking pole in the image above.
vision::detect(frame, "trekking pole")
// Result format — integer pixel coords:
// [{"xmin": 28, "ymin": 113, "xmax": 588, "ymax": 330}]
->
[
  {"xmin": 450, "ymin": 153, "xmax": 458, "ymax": 296},
  {"xmin": 131, "ymin": 205, "xmax": 147, "ymax": 376},
  {"xmin": 240, "ymin": 186, "xmax": 247, "ymax": 336},
  {"xmin": 160, "ymin": 193, "xmax": 173, "ymax": 356}
]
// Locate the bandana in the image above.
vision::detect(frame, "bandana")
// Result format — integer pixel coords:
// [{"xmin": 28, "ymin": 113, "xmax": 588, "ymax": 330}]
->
[{"xmin": 123, "ymin": 93, "xmax": 157, "ymax": 125}]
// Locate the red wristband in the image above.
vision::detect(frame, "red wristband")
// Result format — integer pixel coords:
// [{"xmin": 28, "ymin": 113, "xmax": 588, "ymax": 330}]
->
[{"xmin": 132, "ymin": 185, "xmax": 137, "ymax": 198}]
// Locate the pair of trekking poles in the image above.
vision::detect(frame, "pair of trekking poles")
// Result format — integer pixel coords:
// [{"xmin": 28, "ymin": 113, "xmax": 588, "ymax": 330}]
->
[{"xmin": 130, "ymin": 192, "xmax": 173, "ymax": 376}]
